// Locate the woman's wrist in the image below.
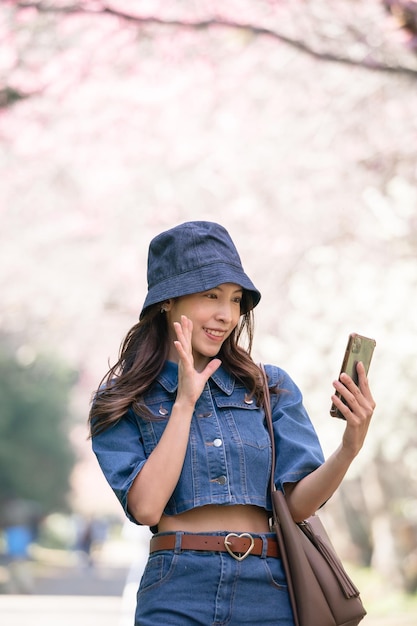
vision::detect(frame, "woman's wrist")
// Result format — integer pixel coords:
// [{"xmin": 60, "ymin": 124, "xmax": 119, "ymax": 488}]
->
[
  {"xmin": 335, "ymin": 442, "xmax": 357, "ymax": 464},
  {"xmin": 172, "ymin": 396, "xmax": 196, "ymax": 416}
]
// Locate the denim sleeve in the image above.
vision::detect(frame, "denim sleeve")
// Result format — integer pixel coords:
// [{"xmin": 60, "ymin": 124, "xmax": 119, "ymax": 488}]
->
[
  {"xmin": 91, "ymin": 408, "xmax": 146, "ymax": 525},
  {"xmin": 265, "ymin": 365, "xmax": 325, "ymax": 492}
]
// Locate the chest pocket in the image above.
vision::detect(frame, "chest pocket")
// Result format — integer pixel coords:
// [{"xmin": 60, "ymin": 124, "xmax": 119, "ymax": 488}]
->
[
  {"xmin": 137, "ymin": 390, "xmax": 176, "ymax": 455},
  {"xmin": 211, "ymin": 389, "xmax": 271, "ymax": 450}
]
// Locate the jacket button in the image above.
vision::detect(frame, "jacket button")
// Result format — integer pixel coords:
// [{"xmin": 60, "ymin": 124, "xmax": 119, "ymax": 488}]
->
[
  {"xmin": 213, "ymin": 438, "xmax": 223, "ymax": 447},
  {"xmin": 216, "ymin": 475, "xmax": 227, "ymax": 485}
]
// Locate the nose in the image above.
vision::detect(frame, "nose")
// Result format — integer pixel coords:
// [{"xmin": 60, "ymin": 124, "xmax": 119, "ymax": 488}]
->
[{"xmin": 215, "ymin": 302, "xmax": 233, "ymax": 323}]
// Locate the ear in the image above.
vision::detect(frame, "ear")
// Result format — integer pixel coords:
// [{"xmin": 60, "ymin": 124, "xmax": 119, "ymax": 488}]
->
[{"xmin": 161, "ymin": 299, "xmax": 173, "ymax": 313}]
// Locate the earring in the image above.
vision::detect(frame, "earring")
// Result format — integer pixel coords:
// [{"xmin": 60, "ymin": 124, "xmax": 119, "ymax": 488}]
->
[{"xmin": 160, "ymin": 303, "xmax": 168, "ymax": 313}]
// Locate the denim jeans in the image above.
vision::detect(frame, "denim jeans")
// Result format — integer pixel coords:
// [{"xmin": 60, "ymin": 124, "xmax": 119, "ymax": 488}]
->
[{"xmin": 135, "ymin": 532, "xmax": 294, "ymax": 625}]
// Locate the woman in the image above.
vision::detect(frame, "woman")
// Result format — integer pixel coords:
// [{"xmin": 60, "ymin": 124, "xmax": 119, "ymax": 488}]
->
[{"xmin": 89, "ymin": 221, "xmax": 375, "ymax": 625}]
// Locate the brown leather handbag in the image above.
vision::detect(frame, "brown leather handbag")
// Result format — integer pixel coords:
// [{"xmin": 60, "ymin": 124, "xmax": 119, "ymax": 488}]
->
[{"xmin": 261, "ymin": 364, "xmax": 367, "ymax": 626}]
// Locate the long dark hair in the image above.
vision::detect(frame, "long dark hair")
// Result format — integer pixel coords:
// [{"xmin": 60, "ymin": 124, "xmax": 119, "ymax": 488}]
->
[{"xmin": 88, "ymin": 292, "xmax": 267, "ymax": 437}]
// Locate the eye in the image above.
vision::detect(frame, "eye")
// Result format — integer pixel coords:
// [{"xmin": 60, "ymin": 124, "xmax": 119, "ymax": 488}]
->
[
  {"xmin": 232, "ymin": 296, "xmax": 242, "ymax": 304},
  {"xmin": 205, "ymin": 292, "xmax": 217, "ymax": 299}
]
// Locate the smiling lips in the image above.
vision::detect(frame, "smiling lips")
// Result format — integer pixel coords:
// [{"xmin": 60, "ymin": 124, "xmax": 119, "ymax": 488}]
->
[{"xmin": 204, "ymin": 328, "xmax": 226, "ymax": 341}]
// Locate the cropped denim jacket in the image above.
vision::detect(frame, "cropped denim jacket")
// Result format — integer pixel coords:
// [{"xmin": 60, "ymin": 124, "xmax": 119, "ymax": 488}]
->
[{"xmin": 92, "ymin": 362, "xmax": 324, "ymax": 528}]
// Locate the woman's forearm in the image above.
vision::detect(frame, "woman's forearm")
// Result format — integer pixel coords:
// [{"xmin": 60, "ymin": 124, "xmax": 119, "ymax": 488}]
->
[
  {"xmin": 286, "ymin": 361, "xmax": 376, "ymax": 522},
  {"xmin": 285, "ymin": 444, "xmax": 356, "ymax": 522},
  {"xmin": 127, "ymin": 397, "xmax": 195, "ymax": 527}
]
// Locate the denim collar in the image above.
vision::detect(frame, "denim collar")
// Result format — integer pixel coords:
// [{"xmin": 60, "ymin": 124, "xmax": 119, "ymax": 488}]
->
[{"xmin": 156, "ymin": 360, "xmax": 235, "ymax": 396}]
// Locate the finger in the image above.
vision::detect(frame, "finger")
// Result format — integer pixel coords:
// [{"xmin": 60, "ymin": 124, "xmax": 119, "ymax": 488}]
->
[
  {"xmin": 173, "ymin": 317, "xmax": 187, "ymax": 338},
  {"xmin": 173, "ymin": 316, "xmax": 193, "ymax": 348},
  {"xmin": 181, "ymin": 315, "xmax": 193, "ymax": 342},
  {"xmin": 330, "ymin": 394, "xmax": 351, "ymax": 420},
  {"xmin": 203, "ymin": 358, "xmax": 222, "ymax": 379},
  {"xmin": 334, "ymin": 376, "xmax": 358, "ymax": 402},
  {"xmin": 338, "ymin": 370, "xmax": 373, "ymax": 410},
  {"xmin": 332, "ymin": 379, "xmax": 374, "ymax": 424},
  {"xmin": 331, "ymin": 395, "xmax": 367, "ymax": 429},
  {"xmin": 332, "ymin": 383, "xmax": 358, "ymax": 416},
  {"xmin": 333, "ymin": 378, "xmax": 367, "ymax": 417},
  {"xmin": 355, "ymin": 362, "xmax": 375, "ymax": 404},
  {"xmin": 338, "ymin": 374, "xmax": 362, "ymax": 400}
]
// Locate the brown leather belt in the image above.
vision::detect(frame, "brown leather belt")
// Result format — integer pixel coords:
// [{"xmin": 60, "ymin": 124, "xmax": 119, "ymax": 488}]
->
[{"xmin": 150, "ymin": 533, "xmax": 280, "ymax": 561}]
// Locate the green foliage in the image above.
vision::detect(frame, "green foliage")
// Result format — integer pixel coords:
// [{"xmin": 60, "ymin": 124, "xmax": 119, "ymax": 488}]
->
[{"xmin": 0, "ymin": 337, "xmax": 77, "ymax": 518}]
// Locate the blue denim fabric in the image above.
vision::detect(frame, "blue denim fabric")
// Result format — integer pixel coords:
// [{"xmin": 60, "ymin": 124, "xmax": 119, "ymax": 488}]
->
[
  {"xmin": 135, "ymin": 531, "xmax": 294, "ymax": 626},
  {"xmin": 92, "ymin": 362, "xmax": 324, "ymax": 526}
]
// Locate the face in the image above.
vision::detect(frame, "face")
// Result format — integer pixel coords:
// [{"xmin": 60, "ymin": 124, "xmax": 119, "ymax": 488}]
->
[{"xmin": 164, "ymin": 283, "xmax": 243, "ymax": 371}]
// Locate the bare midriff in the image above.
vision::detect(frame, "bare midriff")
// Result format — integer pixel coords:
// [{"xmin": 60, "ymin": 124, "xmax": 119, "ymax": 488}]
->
[{"xmin": 158, "ymin": 504, "xmax": 271, "ymax": 534}]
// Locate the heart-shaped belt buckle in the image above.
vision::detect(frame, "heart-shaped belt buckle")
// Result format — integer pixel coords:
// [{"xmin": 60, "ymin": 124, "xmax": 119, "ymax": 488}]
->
[{"xmin": 224, "ymin": 533, "xmax": 255, "ymax": 561}]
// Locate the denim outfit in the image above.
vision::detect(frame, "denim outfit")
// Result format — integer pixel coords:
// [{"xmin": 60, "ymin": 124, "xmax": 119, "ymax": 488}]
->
[{"xmin": 92, "ymin": 362, "xmax": 324, "ymax": 625}]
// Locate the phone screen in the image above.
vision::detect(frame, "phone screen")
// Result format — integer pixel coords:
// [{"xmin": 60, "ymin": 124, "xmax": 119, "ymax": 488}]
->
[{"xmin": 330, "ymin": 333, "xmax": 376, "ymax": 419}]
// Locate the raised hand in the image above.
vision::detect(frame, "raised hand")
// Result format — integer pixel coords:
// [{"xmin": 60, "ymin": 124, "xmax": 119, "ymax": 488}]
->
[
  {"xmin": 173, "ymin": 315, "xmax": 221, "ymax": 408},
  {"xmin": 332, "ymin": 361, "xmax": 376, "ymax": 457}
]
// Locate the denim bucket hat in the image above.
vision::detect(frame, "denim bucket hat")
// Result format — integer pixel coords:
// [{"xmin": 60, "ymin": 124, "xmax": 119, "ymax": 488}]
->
[{"xmin": 140, "ymin": 221, "xmax": 261, "ymax": 317}]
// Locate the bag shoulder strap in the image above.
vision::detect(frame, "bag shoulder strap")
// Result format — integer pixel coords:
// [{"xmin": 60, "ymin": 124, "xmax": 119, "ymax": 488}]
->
[
  {"xmin": 260, "ymin": 364, "xmax": 301, "ymax": 626},
  {"xmin": 260, "ymin": 364, "xmax": 277, "ymax": 497}
]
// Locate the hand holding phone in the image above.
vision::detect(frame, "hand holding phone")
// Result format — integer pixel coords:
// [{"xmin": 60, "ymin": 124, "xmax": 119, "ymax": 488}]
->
[{"xmin": 330, "ymin": 333, "xmax": 376, "ymax": 419}]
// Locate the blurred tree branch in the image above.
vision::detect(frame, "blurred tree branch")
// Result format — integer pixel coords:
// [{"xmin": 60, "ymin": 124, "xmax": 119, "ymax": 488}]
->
[
  {"xmin": 10, "ymin": 0, "xmax": 417, "ymax": 80},
  {"xmin": 0, "ymin": 86, "xmax": 30, "ymax": 109}
]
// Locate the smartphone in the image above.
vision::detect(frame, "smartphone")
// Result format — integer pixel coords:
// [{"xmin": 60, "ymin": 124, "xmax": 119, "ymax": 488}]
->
[{"xmin": 330, "ymin": 333, "xmax": 376, "ymax": 419}]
